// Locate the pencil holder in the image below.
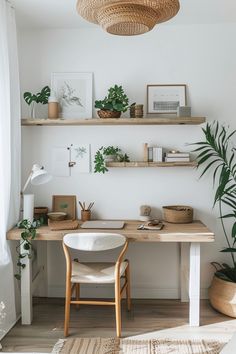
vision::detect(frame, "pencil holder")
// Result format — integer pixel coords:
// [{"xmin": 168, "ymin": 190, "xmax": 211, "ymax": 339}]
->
[{"xmin": 81, "ymin": 210, "xmax": 91, "ymax": 222}]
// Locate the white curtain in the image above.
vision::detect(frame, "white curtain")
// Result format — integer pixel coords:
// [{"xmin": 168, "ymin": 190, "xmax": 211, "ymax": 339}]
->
[{"xmin": 0, "ymin": 0, "xmax": 21, "ymax": 342}]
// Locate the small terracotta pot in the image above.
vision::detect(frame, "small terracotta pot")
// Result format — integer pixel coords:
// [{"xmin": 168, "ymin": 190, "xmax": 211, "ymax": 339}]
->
[{"xmin": 97, "ymin": 110, "xmax": 121, "ymax": 119}]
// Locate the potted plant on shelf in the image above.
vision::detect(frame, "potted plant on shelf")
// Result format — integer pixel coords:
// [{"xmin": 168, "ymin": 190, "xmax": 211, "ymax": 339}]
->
[
  {"xmin": 94, "ymin": 146, "xmax": 130, "ymax": 173},
  {"xmin": 95, "ymin": 85, "xmax": 129, "ymax": 119},
  {"xmin": 193, "ymin": 121, "xmax": 236, "ymax": 317},
  {"xmin": 23, "ymin": 86, "xmax": 51, "ymax": 119}
]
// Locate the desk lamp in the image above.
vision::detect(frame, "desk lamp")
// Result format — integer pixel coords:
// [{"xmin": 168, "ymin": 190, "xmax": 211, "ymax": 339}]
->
[{"xmin": 22, "ymin": 164, "xmax": 52, "ymax": 221}]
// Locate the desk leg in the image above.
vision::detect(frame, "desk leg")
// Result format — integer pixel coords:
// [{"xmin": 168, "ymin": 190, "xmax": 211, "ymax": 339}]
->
[
  {"xmin": 189, "ymin": 242, "xmax": 200, "ymax": 326},
  {"xmin": 20, "ymin": 241, "xmax": 32, "ymax": 325},
  {"xmin": 36, "ymin": 241, "xmax": 48, "ymax": 297},
  {"xmin": 180, "ymin": 243, "xmax": 189, "ymax": 302}
]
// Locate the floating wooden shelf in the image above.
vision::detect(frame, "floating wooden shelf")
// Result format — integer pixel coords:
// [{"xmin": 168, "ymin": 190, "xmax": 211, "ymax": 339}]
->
[
  {"xmin": 21, "ymin": 117, "xmax": 206, "ymax": 126},
  {"xmin": 106, "ymin": 161, "xmax": 197, "ymax": 168}
]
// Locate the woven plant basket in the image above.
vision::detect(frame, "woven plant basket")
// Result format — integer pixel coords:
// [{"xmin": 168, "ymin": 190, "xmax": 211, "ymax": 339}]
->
[
  {"xmin": 77, "ymin": 0, "xmax": 180, "ymax": 36},
  {"xmin": 163, "ymin": 205, "xmax": 193, "ymax": 223},
  {"xmin": 97, "ymin": 110, "xmax": 121, "ymax": 119},
  {"xmin": 209, "ymin": 276, "xmax": 236, "ymax": 318}
]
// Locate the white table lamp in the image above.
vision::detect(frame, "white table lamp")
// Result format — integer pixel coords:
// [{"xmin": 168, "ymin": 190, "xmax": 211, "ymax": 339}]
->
[{"xmin": 22, "ymin": 164, "xmax": 52, "ymax": 221}]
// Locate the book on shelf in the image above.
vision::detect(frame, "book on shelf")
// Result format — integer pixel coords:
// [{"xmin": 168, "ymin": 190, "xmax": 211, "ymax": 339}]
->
[
  {"xmin": 148, "ymin": 147, "xmax": 153, "ymax": 162},
  {"xmin": 153, "ymin": 147, "xmax": 163, "ymax": 162},
  {"xmin": 166, "ymin": 152, "xmax": 190, "ymax": 158},
  {"xmin": 165, "ymin": 157, "xmax": 190, "ymax": 162}
]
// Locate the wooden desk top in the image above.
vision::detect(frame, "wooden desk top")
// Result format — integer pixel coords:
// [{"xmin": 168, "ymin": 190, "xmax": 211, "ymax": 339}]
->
[{"xmin": 7, "ymin": 220, "xmax": 214, "ymax": 243}]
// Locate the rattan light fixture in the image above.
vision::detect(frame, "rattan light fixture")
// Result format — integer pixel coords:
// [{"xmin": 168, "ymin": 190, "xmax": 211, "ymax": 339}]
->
[{"xmin": 76, "ymin": 0, "xmax": 180, "ymax": 36}]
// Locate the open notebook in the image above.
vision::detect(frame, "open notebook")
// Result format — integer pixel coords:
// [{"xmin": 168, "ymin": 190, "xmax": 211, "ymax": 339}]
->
[{"xmin": 81, "ymin": 220, "xmax": 125, "ymax": 229}]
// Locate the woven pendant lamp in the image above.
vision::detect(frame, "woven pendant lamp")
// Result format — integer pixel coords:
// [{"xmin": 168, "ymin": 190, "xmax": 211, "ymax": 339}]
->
[{"xmin": 76, "ymin": 0, "xmax": 180, "ymax": 36}]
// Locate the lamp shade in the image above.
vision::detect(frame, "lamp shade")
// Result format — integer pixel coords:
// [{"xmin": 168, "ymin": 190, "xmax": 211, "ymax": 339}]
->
[
  {"xmin": 30, "ymin": 164, "xmax": 52, "ymax": 186},
  {"xmin": 77, "ymin": 0, "xmax": 180, "ymax": 36}
]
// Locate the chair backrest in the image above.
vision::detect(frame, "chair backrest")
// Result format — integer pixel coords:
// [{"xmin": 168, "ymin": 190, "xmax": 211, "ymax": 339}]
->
[{"xmin": 63, "ymin": 233, "xmax": 126, "ymax": 252}]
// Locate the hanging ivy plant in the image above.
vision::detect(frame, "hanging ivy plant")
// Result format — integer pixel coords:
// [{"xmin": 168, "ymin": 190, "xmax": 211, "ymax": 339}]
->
[{"xmin": 15, "ymin": 219, "xmax": 41, "ymax": 280}]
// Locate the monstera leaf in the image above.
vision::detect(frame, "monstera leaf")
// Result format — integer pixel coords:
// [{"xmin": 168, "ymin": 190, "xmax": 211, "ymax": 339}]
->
[{"xmin": 23, "ymin": 86, "xmax": 50, "ymax": 105}]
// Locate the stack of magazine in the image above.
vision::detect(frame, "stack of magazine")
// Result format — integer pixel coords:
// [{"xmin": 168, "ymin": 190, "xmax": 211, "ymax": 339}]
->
[{"xmin": 165, "ymin": 152, "xmax": 190, "ymax": 162}]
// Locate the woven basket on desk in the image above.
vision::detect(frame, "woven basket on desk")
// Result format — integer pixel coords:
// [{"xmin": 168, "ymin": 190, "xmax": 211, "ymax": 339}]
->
[{"xmin": 163, "ymin": 205, "xmax": 193, "ymax": 224}]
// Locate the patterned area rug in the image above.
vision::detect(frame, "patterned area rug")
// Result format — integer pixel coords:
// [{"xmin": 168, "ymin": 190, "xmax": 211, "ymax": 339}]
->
[{"xmin": 52, "ymin": 337, "xmax": 226, "ymax": 354}]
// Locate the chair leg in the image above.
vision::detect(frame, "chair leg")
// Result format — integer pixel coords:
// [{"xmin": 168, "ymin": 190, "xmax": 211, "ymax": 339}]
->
[
  {"xmin": 64, "ymin": 281, "xmax": 71, "ymax": 337},
  {"xmin": 125, "ymin": 263, "xmax": 131, "ymax": 311},
  {"xmin": 115, "ymin": 278, "xmax": 121, "ymax": 338},
  {"xmin": 76, "ymin": 283, "xmax": 80, "ymax": 310}
]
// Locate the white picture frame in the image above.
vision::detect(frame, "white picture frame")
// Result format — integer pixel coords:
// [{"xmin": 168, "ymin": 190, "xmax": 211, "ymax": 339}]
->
[
  {"xmin": 147, "ymin": 84, "xmax": 187, "ymax": 114},
  {"xmin": 51, "ymin": 72, "xmax": 93, "ymax": 119}
]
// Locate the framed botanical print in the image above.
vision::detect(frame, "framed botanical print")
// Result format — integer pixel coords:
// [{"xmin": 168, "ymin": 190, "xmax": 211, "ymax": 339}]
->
[
  {"xmin": 52, "ymin": 195, "xmax": 77, "ymax": 220},
  {"xmin": 51, "ymin": 72, "xmax": 93, "ymax": 119}
]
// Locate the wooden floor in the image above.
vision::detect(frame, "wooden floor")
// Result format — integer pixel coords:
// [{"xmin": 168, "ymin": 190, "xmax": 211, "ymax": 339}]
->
[{"xmin": 2, "ymin": 298, "xmax": 236, "ymax": 352}]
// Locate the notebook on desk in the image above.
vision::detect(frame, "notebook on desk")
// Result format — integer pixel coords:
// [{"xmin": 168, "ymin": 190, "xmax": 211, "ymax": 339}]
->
[{"xmin": 81, "ymin": 220, "xmax": 125, "ymax": 229}]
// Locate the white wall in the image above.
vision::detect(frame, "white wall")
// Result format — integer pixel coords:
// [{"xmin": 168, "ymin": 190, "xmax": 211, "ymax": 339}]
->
[{"xmin": 18, "ymin": 24, "xmax": 236, "ymax": 298}]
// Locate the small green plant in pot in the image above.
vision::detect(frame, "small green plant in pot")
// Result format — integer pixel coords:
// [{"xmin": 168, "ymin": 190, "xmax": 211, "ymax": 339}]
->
[
  {"xmin": 95, "ymin": 85, "xmax": 129, "ymax": 119},
  {"xmin": 94, "ymin": 146, "xmax": 130, "ymax": 173},
  {"xmin": 23, "ymin": 86, "xmax": 51, "ymax": 119},
  {"xmin": 193, "ymin": 121, "xmax": 236, "ymax": 317}
]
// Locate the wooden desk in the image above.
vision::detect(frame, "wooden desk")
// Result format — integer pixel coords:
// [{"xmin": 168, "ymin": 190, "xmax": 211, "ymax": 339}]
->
[{"xmin": 7, "ymin": 220, "xmax": 214, "ymax": 327}]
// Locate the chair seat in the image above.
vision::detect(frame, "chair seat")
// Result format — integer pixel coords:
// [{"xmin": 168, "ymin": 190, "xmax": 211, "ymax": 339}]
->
[{"xmin": 71, "ymin": 261, "xmax": 128, "ymax": 284}]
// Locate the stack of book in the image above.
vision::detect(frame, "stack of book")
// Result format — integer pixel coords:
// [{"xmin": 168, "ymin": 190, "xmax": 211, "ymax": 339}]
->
[
  {"xmin": 147, "ymin": 147, "xmax": 163, "ymax": 162},
  {"xmin": 165, "ymin": 152, "xmax": 190, "ymax": 162}
]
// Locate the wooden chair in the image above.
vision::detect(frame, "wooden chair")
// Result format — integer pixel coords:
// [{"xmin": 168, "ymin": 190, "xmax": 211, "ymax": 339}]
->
[{"xmin": 62, "ymin": 232, "xmax": 131, "ymax": 337}]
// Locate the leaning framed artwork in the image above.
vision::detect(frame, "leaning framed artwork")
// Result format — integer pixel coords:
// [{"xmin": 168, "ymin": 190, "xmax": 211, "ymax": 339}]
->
[
  {"xmin": 147, "ymin": 84, "xmax": 187, "ymax": 114},
  {"xmin": 52, "ymin": 195, "xmax": 77, "ymax": 220},
  {"xmin": 51, "ymin": 72, "xmax": 93, "ymax": 119}
]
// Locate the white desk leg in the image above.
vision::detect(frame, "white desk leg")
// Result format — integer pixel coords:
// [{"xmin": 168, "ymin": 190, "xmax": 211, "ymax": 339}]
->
[
  {"xmin": 189, "ymin": 242, "xmax": 200, "ymax": 326},
  {"xmin": 36, "ymin": 241, "xmax": 48, "ymax": 297},
  {"xmin": 180, "ymin": 243, "xmax": 189, "ymax": 302},
  {"xmin": 20, "ymin": 241, "xmax": 32, "ymax": 325}
]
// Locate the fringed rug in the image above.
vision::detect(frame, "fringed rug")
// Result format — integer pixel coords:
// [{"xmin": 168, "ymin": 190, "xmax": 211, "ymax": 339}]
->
[{"xmin": 52, "ymin": 337, "xmax": 226, "ymax": 354}]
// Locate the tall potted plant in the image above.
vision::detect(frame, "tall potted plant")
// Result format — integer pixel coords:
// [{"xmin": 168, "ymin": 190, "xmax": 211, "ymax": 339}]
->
[
  {"xmin": 194, "ymin": 121, "xmax": 236, "ymax": 317},
  {"xmin": 95, "ymin": 85, "xmax": 129, "ymax": 118}
]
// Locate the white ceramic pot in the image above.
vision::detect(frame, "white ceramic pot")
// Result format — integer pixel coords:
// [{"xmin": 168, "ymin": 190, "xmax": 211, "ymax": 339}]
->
[{"xmin": 104, "ymin": 155, "xmax": 116, "ymax": 162}]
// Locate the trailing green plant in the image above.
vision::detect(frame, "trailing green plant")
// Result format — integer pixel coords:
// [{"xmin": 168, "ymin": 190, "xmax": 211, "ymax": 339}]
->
[
  {"xmin": 94, "ymin": 146, "xmax": 130, "ymax": 173},
  {"xmin": 95, "ymin": 85, "xmax": 129, "ymax": 112},
  {"xmin": 193, "ymin": 121, "xmax": 236, "ymax": 282},
  {"xmin": 15, "ymin": 219, "xmax": 41, "ymax": 280},
  {"xmin": 23, "ymin": 86, "xmax": 51, "ymax": 106}
]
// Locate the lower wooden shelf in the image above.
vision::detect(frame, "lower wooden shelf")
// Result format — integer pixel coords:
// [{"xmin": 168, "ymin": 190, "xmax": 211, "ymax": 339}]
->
[{"xmin": 106, "ymin": 161, "xmax": 197, "ymax": 168}]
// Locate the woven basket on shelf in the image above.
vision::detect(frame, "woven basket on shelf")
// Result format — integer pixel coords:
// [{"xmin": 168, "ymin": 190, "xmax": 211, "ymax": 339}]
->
[
  {"xmin": 77, "ymin": 1, "xmax": 180, "ymax": 36},
  {"xmin": 97, "ymin": 110, "xmax": 121, "ymax": 119},
  {"xmin": 163, "ymin": 205, "xmax": 193, "ymax": 224}
]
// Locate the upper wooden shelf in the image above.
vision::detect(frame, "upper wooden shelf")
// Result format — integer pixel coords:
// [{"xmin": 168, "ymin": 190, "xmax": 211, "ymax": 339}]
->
[{"xmin": 21, "ymin": 117, "xmax": 206, "ymax": 126}]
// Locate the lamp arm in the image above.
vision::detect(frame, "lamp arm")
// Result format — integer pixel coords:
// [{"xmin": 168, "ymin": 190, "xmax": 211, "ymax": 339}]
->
[{"xmin": 22, "ymin": 172, "xmax": 33, "ymax": 194}]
